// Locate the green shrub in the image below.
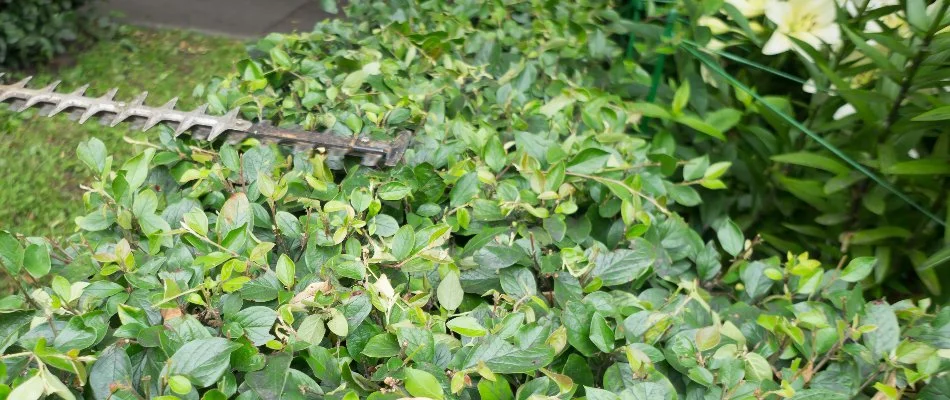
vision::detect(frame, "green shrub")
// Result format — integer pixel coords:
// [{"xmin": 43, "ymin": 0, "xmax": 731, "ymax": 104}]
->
[
  {"xmin": 0, "ymin": 1, "xmax": 948, "ymax": 399},
  {"xmin": 0, "ymin": 0, "xmax": 109, "ymax": 67},
  {"xmin": 620, "ymin": 0, "xmax": 950, "ymax": 298}
]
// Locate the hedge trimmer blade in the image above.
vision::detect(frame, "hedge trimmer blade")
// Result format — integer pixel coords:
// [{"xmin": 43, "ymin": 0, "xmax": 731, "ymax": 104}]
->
[{"xmin": 0, "ymin": 74, "xmax": 410, "ymax": 168}]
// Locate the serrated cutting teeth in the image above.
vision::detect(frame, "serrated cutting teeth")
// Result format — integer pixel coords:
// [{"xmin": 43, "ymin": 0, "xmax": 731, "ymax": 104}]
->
[{"xmin": 0, "ymin": 78, "xmax": 412, "ymax": 168}]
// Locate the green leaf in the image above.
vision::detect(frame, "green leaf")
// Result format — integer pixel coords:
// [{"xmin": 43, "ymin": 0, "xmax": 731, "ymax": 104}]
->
[
  {"xmin": 771, "ymin": 152, "xmax": 850, "ymax": 175},
  {"xmin": 918, "ymin": 246, "xmax": 950, "ymax": 271},
  {"xmin": 567, "ymin": 148, "xmax": 611, "ymax": 174},
  {"xmin": 296, "ymin": 315, "xmax": 325, "ymax": 347},
  {"xmin": 588, "ymin": 240, "xmax": 655, "ymax": 286},
  {"xmin": 8, "ymin": 375, "xmax": 44, "ymax": 400},
  {"xmin": 269, "ymin": 47, "xmax": 292, "ymax": 69},
  {"xmin": 665, "ymin": 183, "xmax": 703, "ymax": 206},
  {"xmin": 404, "ymin": 368, "xmax": 444, "ymax": 400},
  {"xmin": 450, "ymin": 172, "xmax": 479, "ymax": 207},
  {"xmin": 716, "ymin": 219, "xmax": 744, "ymax": 257},
  {"xmin": 912, "ymin": 105, "xmax": 950, "ymax": 121},
  {"xmin": 182, "ymin": 207, "xmax": 208, "ymax": 237},
  {"xmin": 589, "ymin": 312, "xmax": 614, "ymax": 353},
  {"xmin": 341, "ymin": 70, "xmax": 368, "ymax": 96},
  {"xmin": 245, "ymin": 353, "xmax": 320, "ymax": 399},
  {"xmin": 683, "ymin": 156, "xmax": 709, "ymax": 181},
  {"xmin": 479, "ymin": 377, "xmax": 515, "ymax": 400},
  {"xmin": 370, "ymin": 214, "xmax": 399, "ymax": 237},
  {"xmin": 840, "ymin": 257, "xmax": 876, "ymax": 282},
  {"xmin": 362, "ymin": 333, "xmax": 400, "ymax": 358},
  {"xmin": 906, "ymin": 0, "xmax": 929, "ymax": 30},
  {"xmin": 850, "ymin": 227, "xmax": 912, "ymax": 245},
  {"xmin": 0, "ymin": 231, "xmax": 23, "ymax": 273},
  {"xmin": 459, "ymin": 336, "xmax": 555, "ymax": 373},
  {"xmin": 687, "ymin": 366, "xmax": 715, "ymax": 387},
  {"xmin": 391, "ymin": 225, "xmax": 415, "ymax": 260},
  {"xmin": 447, "ymin": 316, "xmax": 488, "ymax": 337},
  {"xmin": 120, "ymin": 148, "xmax": 155, "ymax": 191},
  {"xmin": 484, "ymin": 136, "xmax": 507, "ymax": 172},
  {"xmin": 437, "ymin": 270, "xmax": 463, "ymax": 311},
  {"xmin": 23, "ymin": 243, "xmax": 50, "ymax": 279},
  {"xmin": 672, "ymin": 82, "xmax": 690, "ymax": 114},
  {"xmin": 167, "ymin": 338, "xmax": 240, "ymax": 387},
  {"xmin": 320, "ymin": 0, "xmax": 338, "ymax": 13},
  {"xmin": 862, "ymin": 302, "xmax": 899, "ymax": 360},
  {"xmin": 241, "ymin": 270, "xmax": 282, "ymax": 302},
  {"xmin": 585, "ymin": 387, "xmax": 621, "ymax": 400},
  {"xmin": 276, "ymin": 254, "xmax": 295, "ymax": 288},
  {"xmin": 378, "ymin": 182, "xmax": 411, "ymax": 201},
  {"xmin": 168, "ymin": 375, "xmax": 193, "ymax": 395},
  {"xmin": 540, "ymin": 94, "xmax": 576, "ymax": 118},
  {"xmin": 230, "ymin": 306, "xmax": 277, "ymax": 346},
  {"xmin": 89, "ymin": 346, "xmax": 134, "ymax": 400},
  {"xmin": 77, "ymin": 137, "xmax": 108, "ymax": 175},
  {"xmin": 674, "ymin": 114, "xmax": 725, "ymax": 140},
  {"xmin": 741, "ymin": 261, "xmax": 774, "ymax": 300},
  {"xmin": 327, "ymin": 308, "xmax": 349, "ymax": 337},
  {"xmin": 743, "ymin": 352, "xmax": 772, "ymax": 382},
  {"xmin": 884, "ymin": 159, "xmax": 950, "ymax": 175}
]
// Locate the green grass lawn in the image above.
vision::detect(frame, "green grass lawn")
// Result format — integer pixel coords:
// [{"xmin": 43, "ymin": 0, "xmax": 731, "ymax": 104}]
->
[{"xmin": 0, "ymin": 27, "xmax": 247, "ymax": 237}]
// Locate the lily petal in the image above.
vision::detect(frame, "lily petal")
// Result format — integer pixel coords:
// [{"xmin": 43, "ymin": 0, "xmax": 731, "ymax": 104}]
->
[
  {"xmin": 765, "ymin": 0, "xmax": 793, "ymax": 28},
  {"xmin": 763, "ymin": 32, "xmax": 794, "ymax": 55},
  {"xmin": 833, "ymin": 103, "xmax": 857, "ymax": 120}
]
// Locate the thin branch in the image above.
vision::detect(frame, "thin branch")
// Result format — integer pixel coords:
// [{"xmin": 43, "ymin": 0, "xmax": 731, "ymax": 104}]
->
[{"xmin": 566, "ymin": 172, "xmax": 671, "ymax": 215}]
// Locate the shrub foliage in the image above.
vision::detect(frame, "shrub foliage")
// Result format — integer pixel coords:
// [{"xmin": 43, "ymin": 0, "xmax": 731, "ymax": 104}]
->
[
  {"xmin": 627, "ymin": 0, "xmax": 950, "ymax": 297},
  {"xmin": 0, "ymin": 0, "xmax": 108, "ymax": 67},
  {"xmin": 0, "ymin": 1, "xmax": 949, "ymax": 400}
]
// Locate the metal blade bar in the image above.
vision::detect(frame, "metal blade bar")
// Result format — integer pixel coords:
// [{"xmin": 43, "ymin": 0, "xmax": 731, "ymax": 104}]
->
[{"xmin": 0, "ymin": 74, "xmax": 409, "ymax": 167}]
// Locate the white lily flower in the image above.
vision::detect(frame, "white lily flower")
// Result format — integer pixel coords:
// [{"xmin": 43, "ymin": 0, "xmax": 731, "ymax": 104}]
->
[
  {"xmin": 838, "ymin": 0, "xmax": 898, "ymax": 16},
  {"xmin": 727, "ymin": 0, "xmax": 769, "ymax": 17},
  {"xmin": 762, "ymin": 0, "xmax": 842, "ymax": 57},
  {"xmin": 833, "ymin": 103, "xmax": 857, "ymax": 119}
]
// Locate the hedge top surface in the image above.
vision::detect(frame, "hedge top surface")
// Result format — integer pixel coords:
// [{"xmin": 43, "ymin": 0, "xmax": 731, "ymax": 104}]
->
[{"xmin": 0, "ymin": 1, "xmax": 949, "ymax": 400}]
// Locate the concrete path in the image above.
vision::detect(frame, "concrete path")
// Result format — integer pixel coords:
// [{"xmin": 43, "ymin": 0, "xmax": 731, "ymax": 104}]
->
[{"xmin": 103, "ymin": 0, "xmax": 338, "ymax": 38}]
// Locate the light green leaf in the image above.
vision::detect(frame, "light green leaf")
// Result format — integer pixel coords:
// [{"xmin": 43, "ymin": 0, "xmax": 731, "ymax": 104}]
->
[
  {"xmin": 9, "ymin": 375, "xmax": 44, "ymax": 400},
  {"xmin": 404, "ymin": 368, "xmax": 444, "ymax": 400},
  {"xmin": 589, "ymin": 312, "xmax": 614, "ymax": 353},
  {"xmin": 276, "ymin": 254, "xmax": 295, "ymax": 288},
  {"xmin": 362, "ymin": 333, "xmax": 400, "ymax": 358},
  {"xmin": 884, "ymin": 159, "xmax": 950, "ymax": 175},
  {"xmin": 772, "ymin": 152, "xmax": 850, "ymax": 175},
  {"xmin": 437, "ymin": 270, "xmax": 463, "ymax": 311},
  {"xmin": 391, "ymin": 225, "xmax": 415, "ymax": 260},
  {"xmin": 77, "ymin": 137, "xmax": 108, "ymax": 174},
  {"xmin": 840, "ymin": 257, "xmax": 876, "ymax": 282},
  {"xmin": 743, "ymin": 352, "xmax": 772, "ymax": 382},
  {"xmin": 23, "ymin": 243, "xmax": 51, "ymax": 279},
  {"xmin": 540, "ymin": 95, "xmax": 575, "ymax": 118},
  {"xmin": 447, "ymin": 316, "xmax": 487, "ymax": 337},
  {"xmin": 296, "ymin": 315, "xmax": 325, "ymax": 347},
  {"xmin": 912, "ymin": 105, "xmax": 950, "ymax": 121}
]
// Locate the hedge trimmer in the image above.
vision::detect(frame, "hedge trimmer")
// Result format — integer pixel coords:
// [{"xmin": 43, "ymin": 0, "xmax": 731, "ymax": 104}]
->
[{"xmin": 0, "ymin": 74, "xmax": 411, "ymax": 168}]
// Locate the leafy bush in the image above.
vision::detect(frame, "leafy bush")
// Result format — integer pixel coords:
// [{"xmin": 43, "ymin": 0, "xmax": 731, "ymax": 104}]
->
[
  {"xmin": 620, "ymin": 0, "xmax": 950, "ymax": 297},
  {"xmin": 1, "ymin": 0, "xmax": 949, "ymax": 399},
  {"xmin": 0, "ymin": 0, "xmax": 109, "ymax": 67}
]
